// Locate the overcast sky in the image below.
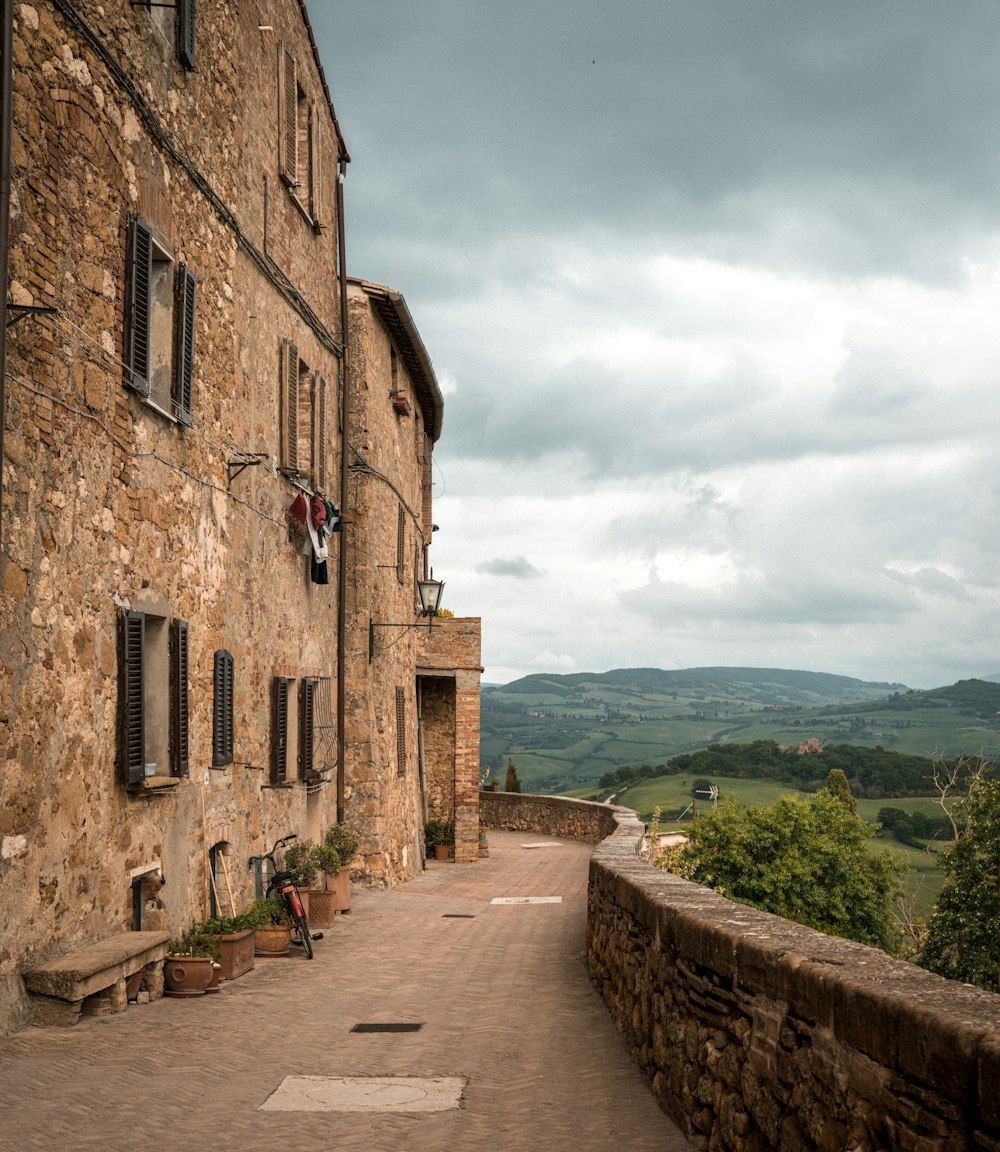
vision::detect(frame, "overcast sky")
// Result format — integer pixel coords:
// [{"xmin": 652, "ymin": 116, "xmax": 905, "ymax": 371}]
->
[{"xmin": 312, "ymin": 2, "xmax": 1000, "ymax": 689}]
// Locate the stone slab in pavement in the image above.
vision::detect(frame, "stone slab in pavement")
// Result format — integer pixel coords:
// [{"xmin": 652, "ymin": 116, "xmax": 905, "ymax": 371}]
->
[{"xmin": 0, "ymin": 831, "xmax": 693, "ymax": 1152}]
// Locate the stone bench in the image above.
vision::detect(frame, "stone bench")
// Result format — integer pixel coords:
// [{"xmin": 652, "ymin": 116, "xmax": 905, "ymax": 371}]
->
[{"xmin": 24, "ymin": 931, "xmax": 170, "ymax": 1026}]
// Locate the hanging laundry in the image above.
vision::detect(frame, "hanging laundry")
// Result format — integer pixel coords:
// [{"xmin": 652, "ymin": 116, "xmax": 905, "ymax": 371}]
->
[
  {"xmin": 288, "ymin": 489, "xmax": 308, "ymax": 523},
  {"xmin": 309, "ymin": 492, "xmax": 327, "ymax": 528}
]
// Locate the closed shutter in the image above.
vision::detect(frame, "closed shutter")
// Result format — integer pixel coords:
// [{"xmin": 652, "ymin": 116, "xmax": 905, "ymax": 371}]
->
[
  {"xmin": 173, "ymin": 264, "xmax": 196, "ymax": 425},
  {"xmin": 310, "ymin": 101, "xmax": 322, "ymax": 225},
  {"xmin": 298, "ymin": 678, "xmax": 315, "ymax": 778},
  {"xmin": 213, "ymin": 649, "xmax": 234, "ymax": 767},
  {"xmin": 396, "ymin": 504, "xmax": 405, "ymax": 583},
  {"xmin": 118, "ymin": 609, "xmax": 145, "ymax": 785},
  {"xmin": 313, "ymin": 373, "xmax": 328, "ymax": 490},
  {"xmin": 281, "ymin": 340, "xmax": 299, "ymax": 472},
  {"xmin": 278, "ymin": 46, "xmax": 298, "ymax": 186},
  {"xmin": 395, "ymin": 686, "xmax": 406, "ymax": 776},
  {"xmin": 177, "ymin": 0, "xmax": 196, "ymax": 71},
  {"xmin": 271, "ymin": 676, "xmax": 290, "ymax": 783},
  {"xmin": 170, "ymin": 619, "xmax": 189, "ymax": 777},
  {"xmin": 123, "ymin": 217, "xmax": 152, "ymax": 396}
]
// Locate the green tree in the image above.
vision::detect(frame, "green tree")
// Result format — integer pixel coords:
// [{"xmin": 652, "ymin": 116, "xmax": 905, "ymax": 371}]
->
[
  {"xmin": 825, "ymin": 768, "xmax": 857, "ymax": 813},
  {"xmin": 920, "ymin": 778, "xmax": 1000, "ymax": 992},
  {"xmin": 505, "ymin": 758, "xmax": 522, "ymax": 793},
  {"xmin": 664, "ymin": 791, "xmax": 904, "ymax": 952}
]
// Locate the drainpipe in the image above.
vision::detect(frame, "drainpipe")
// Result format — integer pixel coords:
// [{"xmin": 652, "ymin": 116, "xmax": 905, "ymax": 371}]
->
[
  {"xmin": 0, "ymin": 0, "xmax": 13, "ymax": 553},
  {"xmin": 335, "ymin": 154, "xmax": 350, "ymax": 825}
]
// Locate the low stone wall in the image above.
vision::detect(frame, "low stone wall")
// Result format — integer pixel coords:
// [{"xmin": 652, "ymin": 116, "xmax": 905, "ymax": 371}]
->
[
  {"xmin": 478, "ymin": 790, "xmax": 619, "ymax": 843},
  {"xmin": 587, "ymin": 807, "xmax": 1000, "ymax": 1152}
]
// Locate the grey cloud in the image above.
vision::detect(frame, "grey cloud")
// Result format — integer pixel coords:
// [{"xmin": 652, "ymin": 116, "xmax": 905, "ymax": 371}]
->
[{"xmin": 476, "ymin": 557, "xmax": 544, "ymax": 579}]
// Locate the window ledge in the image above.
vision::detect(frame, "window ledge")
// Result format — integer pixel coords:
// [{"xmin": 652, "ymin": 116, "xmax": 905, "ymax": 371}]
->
[
  {"xmin": 129, "ymin": 775, "xmax": 181, "ymax": 794},
  {"xmin": 139, "ymin": 395, "xmax": 180, "ymax": 424}
]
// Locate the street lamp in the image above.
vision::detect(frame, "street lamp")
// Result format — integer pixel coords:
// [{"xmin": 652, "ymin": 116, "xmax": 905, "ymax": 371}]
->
[{"xmin": 369, "ymin": 571, "xmax": 445, "ymax": 661}]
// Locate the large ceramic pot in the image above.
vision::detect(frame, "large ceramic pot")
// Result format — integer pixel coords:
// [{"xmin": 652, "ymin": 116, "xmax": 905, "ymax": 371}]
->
[
  {"xmin": 205, "ymin": 928, "xmax": 255, "ymax": 980},
  {"xmin": 163, "ymin": 955, "xmax": 215, "ymax": 996},
  {"xmin": 254, "ymin": 923, "xmax": 292, "ymax": 956}
]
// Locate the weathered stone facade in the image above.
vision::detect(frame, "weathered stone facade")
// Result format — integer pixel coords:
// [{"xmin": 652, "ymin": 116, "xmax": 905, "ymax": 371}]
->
[
  {"xmin": 1, "ymin": 0, "xmax": 373, "ymax": 1037},
  {"xmin": 343, "ymin": 278, "xmax": 482, "ymax": 879}
]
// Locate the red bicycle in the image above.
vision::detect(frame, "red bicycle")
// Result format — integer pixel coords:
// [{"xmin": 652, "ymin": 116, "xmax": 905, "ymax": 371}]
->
[{"xmin": 250, "ymin": 833, "xmax": 321, "ymax": 959}]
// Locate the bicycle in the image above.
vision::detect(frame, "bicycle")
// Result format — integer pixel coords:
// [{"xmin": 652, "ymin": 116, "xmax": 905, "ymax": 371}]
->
[{"xmin": 249, "ymin": 833, "xmax": 322, "ymax": 959}]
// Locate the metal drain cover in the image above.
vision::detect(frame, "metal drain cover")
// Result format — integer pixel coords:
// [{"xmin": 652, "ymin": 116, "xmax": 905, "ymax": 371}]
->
[
  {"xmin": 261, "ymin": 1075, "xmax": 466, "ymax": 1113},
  {"xmin": 442, "ymin": 913, "xmax": 475, "ymax": 918},
  {"xmin": 350, "ymin": 1022, "xmax": 423, "ymax": 1033}
]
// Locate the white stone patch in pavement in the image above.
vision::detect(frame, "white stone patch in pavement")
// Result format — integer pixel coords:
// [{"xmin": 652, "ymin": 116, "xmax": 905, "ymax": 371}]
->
[
  {"xmin": 491, "ymin": 896, "xmax": 562, "ymax": 905},
  {"xmin": 520, "ymin": 842, "xmax": 562, "ymax": 849},
  {"xmin": 260, "ymin": 1075, "xmax": 467, "ymax": 1113}
]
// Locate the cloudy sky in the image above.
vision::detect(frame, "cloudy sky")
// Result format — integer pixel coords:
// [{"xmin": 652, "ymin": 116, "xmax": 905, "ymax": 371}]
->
[{"xmin": 312, "ymin": 2, "xmax": 1000, "ymax": 689}]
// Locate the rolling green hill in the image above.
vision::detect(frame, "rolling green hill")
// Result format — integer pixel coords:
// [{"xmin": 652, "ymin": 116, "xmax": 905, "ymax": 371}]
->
[{"xmin": 482, "ymin": 668, "xmax": 1000, "ymax": 792}]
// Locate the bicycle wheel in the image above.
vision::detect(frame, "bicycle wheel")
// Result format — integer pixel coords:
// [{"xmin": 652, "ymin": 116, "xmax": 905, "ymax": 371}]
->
[{"xmin": 294, "ymin": 909, "xmax": 313, "ymax": 959}]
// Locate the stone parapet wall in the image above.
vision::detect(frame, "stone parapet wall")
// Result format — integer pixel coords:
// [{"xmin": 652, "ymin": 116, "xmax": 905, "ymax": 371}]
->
[
  {"xmin": 587, "ymin": 807, "xmax": 1000, "ymax": 1152},
  {"xmin": 479, "ymin": 791, "xmax": 620, "ymax": 844}
]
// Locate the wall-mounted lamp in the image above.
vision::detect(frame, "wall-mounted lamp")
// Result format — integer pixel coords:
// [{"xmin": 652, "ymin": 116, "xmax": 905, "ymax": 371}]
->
[{"xmin": 369, "ymin": 573, "xmax": 445, "ymax": 661}]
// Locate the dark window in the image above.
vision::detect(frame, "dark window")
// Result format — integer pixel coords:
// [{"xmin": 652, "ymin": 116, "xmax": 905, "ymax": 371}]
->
[
  {"xmin": 271, "ymin": 676, "xmax": 291, "ymax": 784},
  {"xmin": 298, "ymin": 678, "xmax": 316, "ymax": 779},
  {"xmin": 123, "ymin": 216, "xmax": 197, "ymax": 423},
  {"xmin": 277, "ymin": 45, "xmax": 322, "ymax": 228},
  {"xmin": 395, "ymin": 686, "xmax": 406, "ymax": 776},
  {"xmin": 212, "ymin": 649, "xmax": 234, "ymax": 767}
]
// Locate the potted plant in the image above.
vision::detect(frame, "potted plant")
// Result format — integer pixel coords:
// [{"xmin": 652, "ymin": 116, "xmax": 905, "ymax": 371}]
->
[
  {"xmin": 164, "ymin": 930, "xmax": 217, "ymax": 996},
  {"xmin": 248, "ymin": 896, "xmax": 292, "ymax": 956},
  {"xmin": 283, "ymin": 839, "xmax": 320, "ymax": 916},
  {"xmin": 310, "ymin": 823, "xmax": 359, "ymax": 923},
  {"xmin": 197, "ymin": 913, "xmax": 255, "ymax": 981},
  {"xmin": 425, "ymin": 819, "xmax": 454, "ymax": 861},
  {"xmin": 480, "ymin": 766, "xmax": 499, "ymax": 792}
]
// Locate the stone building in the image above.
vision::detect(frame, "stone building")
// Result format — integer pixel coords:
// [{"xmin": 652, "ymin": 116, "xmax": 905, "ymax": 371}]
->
[
  {"xmin": 0, "ymin": 0, "xmax": 481, "ymax": 1037},
  {"xmin": 343, "ymin": 278, "xmax": 482, "ymax": 882}
]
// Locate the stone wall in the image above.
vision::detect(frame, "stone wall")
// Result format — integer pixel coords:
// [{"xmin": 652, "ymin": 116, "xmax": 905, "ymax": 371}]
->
[
  {"xmin": 479, "ymin": 790, "xmax": 619, "ymax": 843},
  {"xmin": 587, "ymin": 807, "xmax": 1000, "ymax": 1152}
]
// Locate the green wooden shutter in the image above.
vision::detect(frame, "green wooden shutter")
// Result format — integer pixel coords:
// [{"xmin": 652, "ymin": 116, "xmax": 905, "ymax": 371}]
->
[
  {"xmin": 170, "ymin": 619, "xmax": 189, "ymax": 777},
  {"xmin": 123, "ymin": 217, "xmax": 152, "ymax": 396},
  {"xmin": 178, "ymin": 0, "xmax": 196, "ymax": 71},
  {"xmin": 118, "ymin": 609, "xmax": 145, "ymax": 785},
  {"xmin": 298, "ymin": 678, "xmax": 315, "ymax": 778},
  {"xmin": 213, "ymin": 649, "xmax": 234, "ymax": 767},
  {"xmin": 173, "ymin": 264, "xmax": 196, "ymax": 425}
]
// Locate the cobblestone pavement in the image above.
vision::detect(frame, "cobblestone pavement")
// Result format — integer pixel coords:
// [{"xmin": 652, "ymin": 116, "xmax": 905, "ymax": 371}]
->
[{"xmin": 0, "ymin": 832, "xmax": 692, "ymax": 1151}]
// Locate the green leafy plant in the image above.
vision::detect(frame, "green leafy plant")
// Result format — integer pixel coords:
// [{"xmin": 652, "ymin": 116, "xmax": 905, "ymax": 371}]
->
[
  {"xmin": 425, "ymin": 819, "xmax": 454, "ymax": 848},
  {"xmin": 168, "ymin": 926, "xmax": 219, "ymax": 960},
  {"xmin": 283, "ymin": 839, "xmax": 320, "ymax": 888},
  {"xmin": 505, "ymin": 758, "xmax": 521, "ymax": 793},
  {"xmin": 316, "ymin": 823, "xmax": 359, "ymax": 879},
  {"xmin": 246, "ymin": 895, "xmax": 290, "ymax": 927}
]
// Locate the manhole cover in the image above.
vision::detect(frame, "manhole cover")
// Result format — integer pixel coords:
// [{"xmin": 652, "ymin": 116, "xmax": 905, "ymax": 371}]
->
[
  {"xmin": 520, "ymin": 842, "xmax": 562, "ymax": 849},
  {"xmin": 442, "ymin": 913, "xmax": 475, "ymax": 918},
  {"xmin": 350, "ymin": 1022, "xmax": 423, "ymax": 1033},
  {"xmin": 261, "ymin": 1075, "xmax": 466, "ymax": 1113}
]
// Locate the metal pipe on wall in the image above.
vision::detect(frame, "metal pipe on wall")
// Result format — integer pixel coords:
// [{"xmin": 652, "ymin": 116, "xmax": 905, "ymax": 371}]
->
[{"xmin": 335, "ymin": 155, "xmax": 350, "ymax": 826}]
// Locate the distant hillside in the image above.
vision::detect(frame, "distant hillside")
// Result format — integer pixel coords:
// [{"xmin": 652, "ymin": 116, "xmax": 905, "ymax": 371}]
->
[{"xmin": 481, "ymin": 667, "xmax": 1000, "ymax": 793}]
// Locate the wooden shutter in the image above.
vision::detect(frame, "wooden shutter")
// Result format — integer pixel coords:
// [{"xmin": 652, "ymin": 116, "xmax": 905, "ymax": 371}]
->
[
  {"xmin": 396, "ymin": 504, "xmax": 405, "ymax": 583},
  {"xmin": 395, "ymin": 686, "xmax": 406, "ymax": 776},
  {"xmin": 278, "ymin": 45, "xmax": 298, "ymax": 186},
  {"xmin": 271, "ymin": 676, "xmax": 290, "ymax": 783},
  {"xmin": 117, "ymin": 609, "xmax": 145, "ymax": 785},
  {"xmin": 281, "ymin": 340, "xmax": 299, "ymax": 472},
  {"xmin": 177, "ymin": 0, "xmax": 196, "ymax": 71},
  {"xmin": 310, "ymin": 102, "xmax": 322, "ymax": 226},
  {"xmin": 173, "ymin": 264, "xmax": 196, "ymax": 426},
  {"xmin": 123, "ymin": 217, "xmax": 152, "ymax": 396},
  {"xmin": 213, "ymin": 649, "xmax": 234, "ymax": 767},
  {"xmin": 170, "ymin": 619, "xmax": 189, "ymax": 777},
  {"xmin": 313, "ymin": 373, "xmax": 328, "ymax": 490},
  {"xmin": 298, "ymin": 678, "xmax": 315, "ymax": 778}
]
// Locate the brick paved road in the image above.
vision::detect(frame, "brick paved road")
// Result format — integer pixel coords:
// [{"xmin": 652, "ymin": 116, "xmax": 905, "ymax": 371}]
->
[{"xmin": 0, "ymin": 832, "xmax": 692, "ymax": 1151}]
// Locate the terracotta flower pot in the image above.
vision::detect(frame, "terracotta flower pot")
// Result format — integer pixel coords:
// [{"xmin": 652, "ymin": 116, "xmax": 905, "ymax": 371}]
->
[
  {"xmin": 325, "ymin": 869, "xmax": 352, "ymax": 912},
  {"xmin": 163, "ymin": 955, "xmax": 215, "ymax": 996},
  {"xmin": 254, "ymin": 923, "xmax": 292, "ymax": 956},
  {"xmin": 433, "ymin": 844, "xmax": 450, "ymax": 861}
]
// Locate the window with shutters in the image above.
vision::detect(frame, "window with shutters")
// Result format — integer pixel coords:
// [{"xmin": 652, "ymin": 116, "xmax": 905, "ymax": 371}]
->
[
  {"xmin": 212, "ymin": 649, "xmax": 234, "ymax": 768},
  {"xmin": 396, "ymin": 504, "xmax": 406, "ymax": 584},
  {"xmin": 395, "ymin": 686, "xmax": 407, "ymax": 777},
  {"xmin": 140, "ymin": 0, "xmax": 195, "ymax": 72},
  {"xmin": 277, "ymin": 44, "xmax": 323, "ymax": 229},
  {"xmin": 298, "ymin": 678, "xmax": 316, "ymax": 779},
  {"xmin": 118, "ymin": 609, "xmax": 189, "ymax": 785},
  {"xmin": 280, "ymin": 341, "xmax": 329, "ymax": 488},
  {"xmin": 123, "ymin": 216, "xmax": 196, "ymax": 425}
]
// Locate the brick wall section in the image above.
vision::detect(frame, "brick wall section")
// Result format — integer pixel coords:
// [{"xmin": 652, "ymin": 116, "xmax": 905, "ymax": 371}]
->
[
  {"xmin": 587, "ymin": 807, "xmax": 1000, "ymax": 1152},
  {"xmin": 417, "ymin": 618, "xmax": 482, "ymax": 862}
]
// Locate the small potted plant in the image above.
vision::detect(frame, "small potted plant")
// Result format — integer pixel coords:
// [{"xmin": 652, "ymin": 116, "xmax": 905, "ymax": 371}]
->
[
  {"xmin": 425, "ymin": 819, "xmax": 454, "ymax": 861},
  {"xmin": 248, "ymin": 896, "xmax": 292, "ymax": 956},
  {"xmin": 480, "ymin": 766, "xmax": 499, "ymax": 792},
  {"xmin": 197, "ymin": 913, "xmax": 256, "ymax": 981},
  {"xmin": 164, "ymin": 929, "xmax": 217, "ymax": 995},
  {"xmin": 312, "ymin": 823, "xmax": 359, "ymax": 922},
  {"xmin": 283, "ymin": 839, "xmax": 320, "ymax": 916}
]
